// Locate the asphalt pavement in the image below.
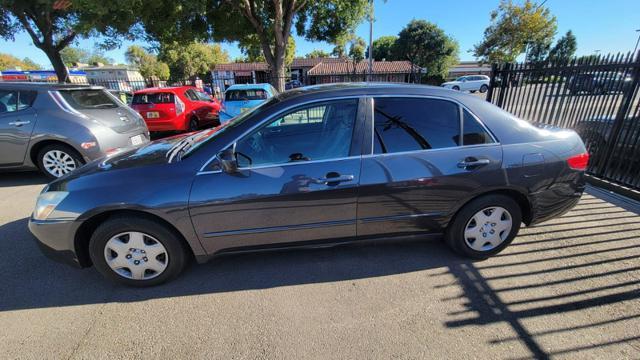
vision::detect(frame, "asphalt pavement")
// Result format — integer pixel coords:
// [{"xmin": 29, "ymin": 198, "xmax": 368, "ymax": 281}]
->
[{"xmin": 1, "ymin": 171, "xmax": 639, "ymax": 359}]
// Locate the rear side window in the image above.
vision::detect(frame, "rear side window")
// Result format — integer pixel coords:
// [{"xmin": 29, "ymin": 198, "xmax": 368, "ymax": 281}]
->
[
  {"xmin": 132, "ymin": 92, "xmax": 175, "ymax": 105},
  {"xmin": 18, "ymin": 91, "xmax": 37, "ymax": 110},
  {"xmin": 0, "ymin": 90, "xmax": 18, "ymax": 113},
  {"xmin": 462, "ymin": 109, "xmax": 494, "ymax": 145},
  {"xmin": 58, "ymin": 89, "xmax": 119, "ymax": 109},
  {"xmin": 373, "ymin": 97, "xmax": 460, "ymax": 154},
  {"xmin": 225, "ymin": 89, "xmax": 268, "ymax": 101}
]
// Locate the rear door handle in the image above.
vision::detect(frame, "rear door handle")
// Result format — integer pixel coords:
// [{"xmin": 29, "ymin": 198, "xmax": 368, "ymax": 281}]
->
[
  {"xmin": 457, "ymin": 159, "xmax": 491, "ymax": 169},
  {"xmin": 9, "ymin": 120, "xmax": 30, "ymax": 127},
  {"xmin": 318, "ymin": 174, "xmax": 354, "ymax": 185}
]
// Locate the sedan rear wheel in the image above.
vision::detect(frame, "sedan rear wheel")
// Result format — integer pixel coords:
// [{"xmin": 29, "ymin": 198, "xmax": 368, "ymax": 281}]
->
[
  {"xmin": 90, "ymin": 215, "xmax": 189, "ymax": 286},
  {"xmin": 480, "ymin": 84, "xmax": 489, "ymax": 93},
  {"xmin": 445, "ymin": 194, "xmax": 522, "ymax": 259}
]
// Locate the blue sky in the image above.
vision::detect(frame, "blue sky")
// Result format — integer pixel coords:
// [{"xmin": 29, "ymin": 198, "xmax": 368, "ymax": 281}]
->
[{"xmin": 2, "ymin": 0, "xmax": 639, "ymax": 68}]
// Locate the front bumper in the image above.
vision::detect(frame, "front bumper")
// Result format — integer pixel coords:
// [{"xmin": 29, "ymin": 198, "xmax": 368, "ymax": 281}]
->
[{"xmin": 28, "ymin": 217, "xmax": 82, "ymax": 268}]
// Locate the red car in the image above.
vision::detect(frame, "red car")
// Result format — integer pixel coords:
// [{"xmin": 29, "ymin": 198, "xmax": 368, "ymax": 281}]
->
[{"xmin": 131, "ymin": 86, "xmax": 221, "ymax": 132}]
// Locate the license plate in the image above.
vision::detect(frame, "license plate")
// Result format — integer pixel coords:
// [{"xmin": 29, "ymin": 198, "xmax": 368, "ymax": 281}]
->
[
  {"xmin": 146, "ymin": 111, "xmax": 159, "ymax": 118},
  {"xmin": 130, "ymin": 135, "xmax": 144, "ymax": 146},
  {"xmin": 240, "ymin": 107, "xmax": 249, "ymax": 113}
]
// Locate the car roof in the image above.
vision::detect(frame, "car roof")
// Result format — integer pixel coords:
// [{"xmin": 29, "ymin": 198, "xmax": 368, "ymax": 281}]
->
[
  {"xmin": 226, "ymin": 83, "xmax": 273, "ymax": 91},
  {"xmin": 134, "ymin": 86, "xmax": 197, "ymax": 94},
  {"xmin": 274, "ymin": 82, "xmax": 471, "ymax": 102},
  {"xmin": 0, "ymin": 82, "xmax": 104, "ymax": 91}
]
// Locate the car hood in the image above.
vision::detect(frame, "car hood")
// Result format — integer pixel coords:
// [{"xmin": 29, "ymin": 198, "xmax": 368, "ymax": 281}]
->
[{"xmin": 442, "ymin": 81, "xmax": 458, "ymax": 86}]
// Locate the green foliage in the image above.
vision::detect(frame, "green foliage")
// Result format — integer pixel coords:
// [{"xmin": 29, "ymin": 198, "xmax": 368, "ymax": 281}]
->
[
  {"xmin": 395, "ymin": 20, "xmax": 459, "ymax": 78},
  {"xmin": 527, "ymin": 40, "xmax": 551, "ymax": 63},
  {"xmin": 0, "ymin": 0, "xmax": 139, "ymax": 81},
  {"xmin": 0, "ymin": 53, "xmax": 40, "ymax": 70},
  {"xmin": 61, "ymin": 47, "xmax": 113, "ymax": 65},
  {"xmin": 347, "ymin": 35, "xmax": 366, "ymax": 64},
  {"xmin": 548, "ymin": 30, "xmax": 577, "ymax": 63},
  {"xmin": 159, "ymin": 42, "xmax": 229, "ymax": 80},
  {"xmin": 125, "ymin": 45, "xmax": 170, "ymax": 80},
  {"xmin": 240, "ymin": 35, "xmax": 296, "ymax": 66},
  {"xmin": 473, "ymin": 0, "xmax": 557, "ymax": 63},
  {"xmin": 305, "ymin": 49, "xmax": 330, "ymax": 58},
  {"xmin": 370, "ymin": 35, "xmax": 398, "ymax": 61}
]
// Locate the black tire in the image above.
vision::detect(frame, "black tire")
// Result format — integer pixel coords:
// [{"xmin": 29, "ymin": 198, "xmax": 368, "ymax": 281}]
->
[
  {"xmin": 479, "ymin": 84, "xmax": 489, "ymax": 93},
  {"xmin": 36, "ymin": 143, "xmax": 84, "ymax": 180},
  {"xmin": 470, "ymin": 90, "xmax": 476, "ymax": 93},
  {"xmin": 89, "ymin": 215, "xmax": 189, "ymax": 287},
  {"xmin": 452, "ymin": 86, "xmax": 460, "ymax": 91},
  {"xmin": 445, "ymin": 194, "xmax": 522, "ymax": 259},
  {"xmin": 188, "ymin": 117, "xmax": 199, "ymax": 132}
]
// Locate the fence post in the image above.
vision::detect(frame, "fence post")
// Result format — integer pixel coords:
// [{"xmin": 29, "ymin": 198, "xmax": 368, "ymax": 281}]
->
[
  {"xmin": 486, "ymin": 63, "xmax": 498, "ymax": 102},
  {"xmin": 596, "ymin": 53, "xmax": 640, "ymax": 175},
  {"xmin": 495, "ymin": 63, "xmax": 511, "ymax": 108}
]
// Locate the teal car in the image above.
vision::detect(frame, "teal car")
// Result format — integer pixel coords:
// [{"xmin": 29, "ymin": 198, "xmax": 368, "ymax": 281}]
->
[{"xmin": 219, "ymin": 83, "xmax": 278, "ymax": 123}]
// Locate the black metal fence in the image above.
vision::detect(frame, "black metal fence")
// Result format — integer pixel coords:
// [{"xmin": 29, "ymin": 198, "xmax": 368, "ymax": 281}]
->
[{"xmin": 487, "ymin": 52, "xmax": 640, "ymax": 192}]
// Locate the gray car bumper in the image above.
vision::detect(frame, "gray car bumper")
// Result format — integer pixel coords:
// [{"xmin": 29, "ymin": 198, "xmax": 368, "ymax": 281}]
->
[{"xmin": 28, "ymin": 218, "xmax": 82, "ymax": 268}]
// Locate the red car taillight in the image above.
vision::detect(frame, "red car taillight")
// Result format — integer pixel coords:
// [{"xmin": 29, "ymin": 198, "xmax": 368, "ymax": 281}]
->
[{"xmin": 567, "ymin": 152, "xmax": 589, "ymax": 171}]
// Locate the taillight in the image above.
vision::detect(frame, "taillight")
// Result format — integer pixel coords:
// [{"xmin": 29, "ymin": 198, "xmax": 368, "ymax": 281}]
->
[
  {"xmin": 175, "ymin": 96, "xmax": 185, "ymax": 115},
  {"xmin": 567, "ymin": 152, "xmax": 589, "ymax": 171}
]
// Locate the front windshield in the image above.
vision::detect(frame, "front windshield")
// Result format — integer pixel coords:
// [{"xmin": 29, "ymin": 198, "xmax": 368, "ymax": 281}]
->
[
  {"xmin": 169, "ymin": 96, "xmax": 280, "ymax": 161},
  {"xmin": 455, "ymin": 76, "xmax": 466, "ymax": 81}
]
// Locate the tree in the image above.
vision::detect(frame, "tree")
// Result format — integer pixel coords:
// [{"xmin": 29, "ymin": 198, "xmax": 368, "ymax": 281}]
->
[
  {"xmin": 370, "ymin": 35, "xmax": 398, "ymax": 61},
  {"xmin": 240, "ymin": 34, "xmax": 296, "ymax": 68},
  {"xmin": 0, "ymin": 53, "xmax": 41, "ymax": 70},
  {"xmin": 85, "ymin": 50, "xmax": 113, "ymax": 65},
  {"xmin": 159, "ymin": 42, "xmax": 229, "ymax": 80},
  {"xmin": 61, "ymin": 47, "xmax": 90, "ymax": 66},
  {"xmin": 395, "ymin": 20, "xmax": 459, "ymax": 79},
  {"xmin": 125, "ymin": 45, "xmax": 170, "ymax": 80},
  {"xmin": 473, "ymin": 0, "xmax": 557, "ymax": 63},
  {"xmin": 305, "ymin": 49, "xmax": 330, "ymax": 58},
  {"xmin": 137, "ymin": 0, "xmax": 370, "ymax": 91},
  {"xmin": 526, "ymin": 39, "xmax": 551, "ymax": 63},
  {"xmin": 0, "ymin": 0, "xmax": 139, "ymax": 82},
  {"xmin": 548, "ymin": 30, "xmax": 577, "ymax": 63}
]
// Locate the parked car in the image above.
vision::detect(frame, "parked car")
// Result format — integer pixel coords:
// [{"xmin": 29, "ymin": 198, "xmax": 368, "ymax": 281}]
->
[
  {"xmin": 219, "ymin": 83, "xmax": 277, "ymax": 123},
  {"xmin": 29, "ymin": 83, "xmax": 588, "ymax": 286},
  {"xmin": 108, "ymin": 89, "xmax": 133, "ymax": 105},
  {"xmin": 441, "ymin": 75, "xmax": 491, "ymax": 93},
  {"xmin": 131, "ymin": 86, "xmax": 221, "ymax": 133},
  {"xmin": 566, "ymin": 72, "xmax": 633, "ymax": 94},
  {"xmin": 285, "ymin": 79, "xmax": 302, "ymax": 90},
  {"xmin": 0, "ymin": 82, "xmax": 149, "ymax": 179}
]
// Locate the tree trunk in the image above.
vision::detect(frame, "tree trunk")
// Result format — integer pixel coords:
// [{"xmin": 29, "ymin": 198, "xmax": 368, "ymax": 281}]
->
[
  {"xmin": 269, "ymin": 46, "xmax": 286, "ymax": 92},
  {"xmin": 44, "ymin": 47, "xmax": 70, "ymax": 83}
]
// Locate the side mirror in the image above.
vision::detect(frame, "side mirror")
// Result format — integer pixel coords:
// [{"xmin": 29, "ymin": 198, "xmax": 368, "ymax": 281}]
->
[{"xmin": 218, "ymin": 148, "xmax": 238, "ymax": 173}]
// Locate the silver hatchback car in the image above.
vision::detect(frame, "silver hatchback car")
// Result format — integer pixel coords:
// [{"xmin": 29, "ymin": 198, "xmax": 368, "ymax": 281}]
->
[{"xmin": 0, "ymin": 83, "xmax": 150, "ymax": 179}]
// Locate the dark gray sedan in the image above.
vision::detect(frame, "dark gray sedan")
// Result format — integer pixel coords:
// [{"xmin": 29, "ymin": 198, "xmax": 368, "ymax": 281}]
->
[{"xmin": 29, "ymin": 83, "xmax": 588, "ymax": 286}]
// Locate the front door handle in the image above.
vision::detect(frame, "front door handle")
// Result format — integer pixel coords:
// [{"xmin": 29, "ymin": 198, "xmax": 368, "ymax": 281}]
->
[
  {"xmin": 9, "ymin": 120, "xmax": 30, "ymax": 127},
  {"xmin": 457, "ymin": 158, "xmax": 491, "ymax": 169},
  {"xmin": 318, "ymin": 173, "xmax": 354, "ymax": 185}
]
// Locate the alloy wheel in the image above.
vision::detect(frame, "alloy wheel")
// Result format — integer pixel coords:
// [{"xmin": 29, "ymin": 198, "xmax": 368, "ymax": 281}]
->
[
  {"xmin": 464, "ymin": 206, "xmax": 513, "ymax": 252},
  {"xmin": 103, "ymin": 231, "xmax": 169, "ymax": 280},
  {"xmin": 42, "ymin": 150, "xmax": 77, "ymax": 178}
]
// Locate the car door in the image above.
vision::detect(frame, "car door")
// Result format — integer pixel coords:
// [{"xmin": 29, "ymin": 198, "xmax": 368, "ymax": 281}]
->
[
  {"xmin": 356, "ymin": 96, "xmax": 504, "ymax": 238},
  {"xmin": 0, "ymin": 89, "xmax": 38, "ymax": 166},
  {"xmin": 189, "ymin": 98, "xmax": 365, "ymax": 254}
]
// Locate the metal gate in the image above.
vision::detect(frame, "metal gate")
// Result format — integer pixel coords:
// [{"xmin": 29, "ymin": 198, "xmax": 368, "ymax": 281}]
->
[{"xmin": 487, "ymin": 53, "xmax": 640, "ymax": 191}]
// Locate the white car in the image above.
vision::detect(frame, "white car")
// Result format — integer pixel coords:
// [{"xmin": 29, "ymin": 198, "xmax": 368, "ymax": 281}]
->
[{"xmin": 441, "ymin": 75, "xmax": 490, "ymax": 93}]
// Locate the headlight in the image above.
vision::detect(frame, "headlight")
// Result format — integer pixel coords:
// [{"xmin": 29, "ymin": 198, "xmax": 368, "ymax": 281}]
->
[{"xmin": 33, "ymin": 191, "xmax": 68, "ymax": 220}]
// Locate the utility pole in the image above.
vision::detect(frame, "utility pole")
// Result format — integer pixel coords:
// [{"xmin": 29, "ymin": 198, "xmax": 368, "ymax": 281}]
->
[{"xmin": 368, "ymin": 0, "xmax": 374, "ymax": 81}]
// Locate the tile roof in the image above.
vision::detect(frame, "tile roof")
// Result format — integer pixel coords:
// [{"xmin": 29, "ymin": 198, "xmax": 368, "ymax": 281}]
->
[
  {"xmin": 213, "ymin": 62, "xmax": 270, "ymax": 72},
  {"xmin": 290, "ymin": 57, "xmax": 345, "ymax": 68},
  {"xmin": 307, "ymin": 60, "xmax": 421, "ymax": 76}
]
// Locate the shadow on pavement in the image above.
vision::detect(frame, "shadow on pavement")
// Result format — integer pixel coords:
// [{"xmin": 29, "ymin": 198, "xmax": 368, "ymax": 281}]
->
[
  {"xmin": 440, "ymin": 192, "xmax": 640, "ymax": 358},
  {"xmin": 0, "ymin": 171, "xmax": 48, "ymax": 187},
  {"xmin": 0, "ymin": 216, "xmax": 465, "ymax": 312}
]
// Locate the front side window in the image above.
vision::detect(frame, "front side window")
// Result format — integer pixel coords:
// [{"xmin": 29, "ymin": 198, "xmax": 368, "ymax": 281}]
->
[
  {"xmin": 373, "ymin": 97, "xmax": 460, "ymax": 154},
  {"xmin": 0, "ymin": 90, "xmax": 18, "ymax": 113},
  {"xmin": 234, "ymin": 99, "xmax": 358, "ymax": 167},
  {"xmin": 18, "ymin": 91, "xmax": 37, "ymax": 110}
]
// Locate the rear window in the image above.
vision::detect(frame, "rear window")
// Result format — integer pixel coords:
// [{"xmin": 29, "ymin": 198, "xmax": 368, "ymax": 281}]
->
[
  {"xmin": 225, "ymin": 89, "xmax": 268, "ymax": 101},
  {"xmin": 132, "ymin": 92, "xmax": 175, "ymax": 105},
  {"xmin": 58, "ymin": 89, "xmax": 119, "ymax": 109}
]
